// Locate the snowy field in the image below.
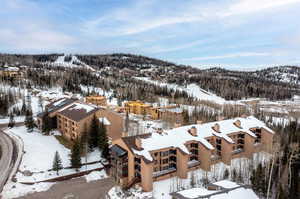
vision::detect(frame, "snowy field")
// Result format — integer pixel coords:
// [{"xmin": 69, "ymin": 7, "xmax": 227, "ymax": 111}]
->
[{"xmin": 1, "ymin": 126, "xmax": 105, "ymax": 199}]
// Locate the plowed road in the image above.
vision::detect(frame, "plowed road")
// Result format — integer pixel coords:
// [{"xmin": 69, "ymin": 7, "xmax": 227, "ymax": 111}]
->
[
  {"xmin": 0, "ymin": 122, "xmax": 23, "ymax": 194},
  {"xmin": 0, "ymin": 130, "xmax": 14, "ymax": 193}
]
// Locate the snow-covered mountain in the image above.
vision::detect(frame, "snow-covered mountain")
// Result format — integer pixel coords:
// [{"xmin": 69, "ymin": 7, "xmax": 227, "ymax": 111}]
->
[
  {"xmin": 44, "ymin": 54, "xmax": 95, "ymax": 71},
  {"xmin": 253, "ymin": 66, "xmax": 300, "ymax": 85}
]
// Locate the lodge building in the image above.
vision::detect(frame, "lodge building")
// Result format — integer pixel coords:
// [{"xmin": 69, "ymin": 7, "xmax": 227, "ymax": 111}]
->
[
  {"xmin": 110, "ymin": 116, "xmax": 274, "ymax": 191},
  {"xmin": 37, "ymin": 98, "xmax": 124, "ymax": 142},
  {"xmin": 124, "ymin": 100, "xmax": 183, "ymax": 123},
  {"xmin": 85, "ymin": 95, "xmax": 107, "ymax": 106}
]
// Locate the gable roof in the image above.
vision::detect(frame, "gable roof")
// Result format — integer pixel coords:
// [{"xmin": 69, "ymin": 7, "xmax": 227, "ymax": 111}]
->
[{"xmin": 126, "ymin": 116, "xmax": 274, "ymax": 162}]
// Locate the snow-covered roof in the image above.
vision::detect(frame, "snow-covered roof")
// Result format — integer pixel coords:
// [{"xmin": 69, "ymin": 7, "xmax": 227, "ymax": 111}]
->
[
  {"xmin": 58, "ymin": 102, "xmax": 100, "ymax": 122},
  {"xmin": 159, "ymin": 107, "xmax": 183, "ymax": 113},
  {"xmin": 212, "ymin": 180, "xmax": 240, "ymax": 189},
  {"xmin": 99, "ymin": 117, "xmax": 111, "ymax": 125},
  {"xmin": 69, "ymin": 103, "xmax": 96, "ymax": 113},
  {"xmin": 131, "ymin": 116, "xmax": 274, "ymax": 161}
]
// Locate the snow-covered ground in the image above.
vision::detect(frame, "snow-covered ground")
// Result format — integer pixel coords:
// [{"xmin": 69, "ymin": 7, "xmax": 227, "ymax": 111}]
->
[
  {"xmin": 1, "ymin": 126, "xmax": 104, "ymax": 199},
  {"xmin": 44, "ymin": 55, "xmax": 95, "ymax": 71},
  {"xmin": 80, "ymin": 85, "xmax": 119, "ymax": 106},
  {"xmin": 134, "ymin": 77, "xmax": 242, "ymax": 105},
  {"xmin": 85, "ymin": 170, "xmax": 108, "ymax": 183}
]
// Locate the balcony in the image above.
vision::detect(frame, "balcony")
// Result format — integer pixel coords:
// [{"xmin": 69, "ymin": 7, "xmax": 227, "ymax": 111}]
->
[
  {"xmin": 232, "ymin": 148, "xmax": 244, "ymax": 155},
  {"xmin": 153, "ymin": 167, "xmax": 176, "ymax": 178},
  {"xmin": 188, "ymin": 160, "xmax": 201, "ymax": 168},
  {"xmin": 211, "ymin": 154, "xmax": 221, "ymax": 161}
]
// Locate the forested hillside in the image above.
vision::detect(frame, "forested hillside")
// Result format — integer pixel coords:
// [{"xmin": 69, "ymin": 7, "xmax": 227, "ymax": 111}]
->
[{"xmin": 1, "ymin": 53, "xmax": 299, "ymax": 101}]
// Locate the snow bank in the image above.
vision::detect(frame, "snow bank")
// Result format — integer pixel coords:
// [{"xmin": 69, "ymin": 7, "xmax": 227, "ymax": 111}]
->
[{"xmin": 85, "ymin": 170, "xmax": 107, "ymax": 182}]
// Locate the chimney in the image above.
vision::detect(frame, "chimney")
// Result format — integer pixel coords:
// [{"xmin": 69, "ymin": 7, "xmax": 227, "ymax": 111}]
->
[
  {"xmin": 189, "ymin": 126, "xmax": 197, "ymax": 136},
  {"xmin": 197, "ymin": 120, "xmax": 203, "ymax": 124},
  {"xmin": 212, "ymin": 123, "xmax": 220, "ymax": 133},
  {"xmin": 234, "ymin": 120, "xmax": 242, "ymax": 128},
  {"xmin": 135, "ymin": 137, "xmax": 142, "ymax": 149}
]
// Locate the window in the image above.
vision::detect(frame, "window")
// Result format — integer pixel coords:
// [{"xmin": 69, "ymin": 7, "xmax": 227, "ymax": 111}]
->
[
  {"xmin": 161, "ymin": 151, "xmax": 169, "ymax": 157},
  {"xmin": 162, "ymin": 159, "xmax": 168, "ymax": 164},
  {"xmin": 191, "ymin": 143, "xmax": 198, "ymax": 148},
  {"xmin": 154, "ymin": 152, "xmax": 158, "ymax": 157},
  {"xmin": 191, "ymin": 149, "xmax": 198, "ymax": 155},
  {"xmin": 162, "ymin": 165, "xmax": 169, "ymax": 170}
]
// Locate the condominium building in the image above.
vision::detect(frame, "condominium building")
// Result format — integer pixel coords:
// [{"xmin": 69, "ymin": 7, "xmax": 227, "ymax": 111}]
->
[
  {"xmin": 124, "ymin": 101, "xmax": 152, "ymax": 115},
  {"xmin": 124, "ymin": 101, "xmax": 183, "ymax": 123},
  {"xmin": 0, "ymin": 66, "xmax": 22, "ymax": 78},
  {"xmin": 37, "ymin": 98, "xmax": 124, "ymax": 142},
  {"xmin": 110, "ymin": 116, "xmax": 274, "ymax": 191},
  {"xmin": 85, "ymin": 95, "xmax": 107, "ymax": 106}
]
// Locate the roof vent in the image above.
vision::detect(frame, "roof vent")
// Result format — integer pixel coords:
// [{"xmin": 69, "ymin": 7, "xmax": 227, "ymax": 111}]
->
[
  {"xmin": 212, "ymin": 123, "xmax": 220, "ymax": 133},
  {"xmin": 234, "ymin": 120, "xmax": 242, "ymax": 128},
  {"xmin": 189, "ymin": 126, "xmax": 197, "ymax": 136},
  {"xmin": 135, "ymin": 137, "xmax": 142, "ymax": 149}
]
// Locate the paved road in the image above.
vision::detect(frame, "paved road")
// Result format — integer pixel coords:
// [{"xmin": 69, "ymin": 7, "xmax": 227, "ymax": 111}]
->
[
  {"xmin": 18, "ymin": 177, "xmax": 115, "ymax": 199},
  {"xmin": 0, "ymin": 122, "xmax": 23, "ymax": 193},
  {"xmin": 0, "ymin": 131, "xmax": 14, "ymax": 192}
]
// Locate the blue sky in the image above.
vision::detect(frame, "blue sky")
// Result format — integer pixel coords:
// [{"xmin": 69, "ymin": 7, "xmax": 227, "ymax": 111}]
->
[{"xmin": 1, "ymin": 0, "xmax": 300, "ymax": 69}]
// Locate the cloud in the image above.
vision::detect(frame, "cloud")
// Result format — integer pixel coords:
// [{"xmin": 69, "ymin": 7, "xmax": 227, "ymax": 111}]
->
[
  {"xmin": 81, "ymin": 0, "xmax": 300, "ymax": 36},
  {"xmin": 0, "ymin": 0, "xmax": 76, "ymax": 53},
  {"xmin": 0, "ymin": 28, "xmax": 75, "ymax": 52},
  {"xmin": 179, "ymin": 52, "xmax": 270, "ymax": 61},
  {"xmin": 222, "ymin": 0, "xmax": 300, "ymax": 17}
]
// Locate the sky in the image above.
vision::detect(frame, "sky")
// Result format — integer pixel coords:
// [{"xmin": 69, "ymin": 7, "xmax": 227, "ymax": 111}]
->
[{"xmin": 1, "ymin": 0, "xmax": 300, "ymax": 70}]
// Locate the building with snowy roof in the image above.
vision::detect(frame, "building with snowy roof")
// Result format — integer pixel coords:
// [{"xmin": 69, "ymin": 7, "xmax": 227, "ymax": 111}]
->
[
  {"xmin": 111, "ymin": 116, "xmax": 274, "ymax": 192},
  {"xmin": 37, "ymin": 98, "xmax": 124, "ymax": 142},
  {"xmin": 0, "ymin": 66, "xmax": 22, "ymax": 78}
]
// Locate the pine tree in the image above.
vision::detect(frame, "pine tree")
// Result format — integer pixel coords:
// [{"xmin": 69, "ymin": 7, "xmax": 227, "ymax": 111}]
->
[
  {"xmin": 52, "ymin": 151, "xmax": 63, "ymax": 175},
  {"xmin": 88, "ymin": 115, "xmax": 99, "ymax": 151},
  {"xmin": 80, "ymin": 130, "xmax": 88, "ymax": 155},
  {"xmin": 98, "ymin": 121, "xmax": 108, "ymax": 150},
  {"xmin": 24, "ymin": 109, "xmax": 35, "ymax": 132},
  {"xmin": 42, "ymin": 109, "xmax": 51, "ymax": 134},
  {"xmin": 98, "ymin": 120, "xmax": 109, "ymax": 159},
  {"xmin": 8, "ymin": 113, "xmax": 15, "ymax": 128},
  {"xmin": 20, "ymin": 96, "xmax": 27, "ymax": 115},
  {"xmin": 71, "ymin": 139, "xmax": 81, "ymax": 170},
  {"xmin": 223, "ymin": 168, "xmax": 229, "ymax": 179}
]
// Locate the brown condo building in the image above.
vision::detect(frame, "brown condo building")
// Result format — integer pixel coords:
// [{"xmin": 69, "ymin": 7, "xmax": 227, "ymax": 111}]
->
[
  {"xmin": 85, "ymin": 95, "xmax": 107, "ymax": 106},
  {"xmin": 37, "ymin": 98, "xmax": 124, "ymax": 142},
  {"xmin": 111, "ymin": 116, "xmax": 274, "ymax": 192}
]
